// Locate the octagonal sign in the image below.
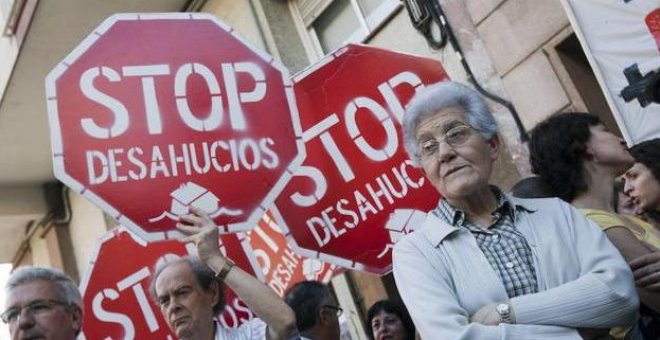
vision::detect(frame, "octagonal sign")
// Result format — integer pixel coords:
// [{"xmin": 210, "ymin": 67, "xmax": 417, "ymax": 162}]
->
[
  {"xmin": 79, "ymin": 227, "xmax": 262, "ymax": 339},
  {"xmin": 271, "ymin": 45, "xmax": 447, "ymax": 275},
  {"xmin": 45, "ymin": 13, "xmax": 304, "ymax": 241},
  {"xmin": 242, "ymin": 211, "xmax": 338, "ymax": 297}
]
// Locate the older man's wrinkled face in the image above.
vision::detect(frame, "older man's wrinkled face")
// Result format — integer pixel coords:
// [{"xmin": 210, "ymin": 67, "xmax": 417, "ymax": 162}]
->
[
  {"xmin": 155, "ymin": 262, "xmax": 219, "ymax": 340},
  {"xmin": 416, "ymin": 106, "xmax": 499, "ymax": 202},
  {"xmin": 6, "ymin": 280, "xmax": 81, "ymax": 340}
]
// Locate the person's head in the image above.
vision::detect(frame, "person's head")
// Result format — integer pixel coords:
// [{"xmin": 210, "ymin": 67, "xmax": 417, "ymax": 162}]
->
[
  {"xmin": 510, "ymin": 176, "xmax": 553, "ymax": 199},
  {"xmin": 150, "ymin": 256, "xmax": 225, "ymax": 340},
  {"xmin": 625, "ymin": 139, "xmax": 660, "ymax": 213},
  {"xmin": 403, "ymin": 81, "xmax": 500, "ymax": 201},
  {"xmin": 366, "ymin": 300, "xmax": 415, "ymax": 340},
  {"xmin": 3, "ymin": 266, "xmax": 82, "ymax": 340},
  {"xmin": 613, "ymin": 179, "xmax": 638, "ymax": 216},
  {"xmin": 529, "ymin": 112, "xmax": 633, "ymax": 202},
  {"xmin": 284, "ymin": 281, "xmax": 340, "ymax": 340}
]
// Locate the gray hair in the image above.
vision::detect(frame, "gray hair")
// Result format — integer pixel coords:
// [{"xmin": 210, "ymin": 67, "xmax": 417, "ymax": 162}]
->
[
  {"xmin": 149, "ymin": 256, "xmax": 226, "ymax": 315},
  {"xmin": 6, "ymin": 266, "xmax": 82, "ymax": 308},
  {"xmin": 403, "ymin": 81, "xmax": 498, "ymax": 166}
]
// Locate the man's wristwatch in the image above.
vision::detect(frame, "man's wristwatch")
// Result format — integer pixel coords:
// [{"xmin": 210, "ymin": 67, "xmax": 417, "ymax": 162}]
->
[
  {"xmin": 215, "ymin": 258, "xmax": 234, "ymax": 281},
  {"xmin": 496, "ymin": 303, "xmax": 514, "ymax": 324}
]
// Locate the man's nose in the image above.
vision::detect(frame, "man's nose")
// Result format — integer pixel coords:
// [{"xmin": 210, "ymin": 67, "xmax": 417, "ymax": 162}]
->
[
  {"xmin": 166, "ymin": 298, "xmax": 182, "ymax": 316},
  {"xmin": 17, "ymin": 309, "xmax": 36, "ymax": 329}
]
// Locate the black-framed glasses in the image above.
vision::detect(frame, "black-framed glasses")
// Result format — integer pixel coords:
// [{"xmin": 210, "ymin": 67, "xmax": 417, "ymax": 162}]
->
[
  {"xmin": 417, "ymin": 125, "xmax": 475, "ymax": 159},
  {"xmin": 1, "ymin": 299, "xmax": 71, "ymax": 324},
  {"xmin": 321, "ymin": 304, "xmax": 343, "ymax": 317}
]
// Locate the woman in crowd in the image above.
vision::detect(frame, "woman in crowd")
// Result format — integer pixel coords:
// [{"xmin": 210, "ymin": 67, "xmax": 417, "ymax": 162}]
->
[
  {"xmin": 393, "ymin": 82, "xmax": 637, "ymax": 339},
  {"xmin": 614, "ymin": 179, "xmax": 638, "ymax": 217},
  {"xmin": 529, "ymin": 112, "xmax": 660, "ymax": 338},
  {"xmin": 367, "ymin": 299, "xmax": 415, "ymax": 340},
  {"xmin": 625, "ymin": 138, "xmax": 660, "ymax": 227},
  {"xmin": 625, "ymin": 139, "xmax": 660, "ymax": 301}
]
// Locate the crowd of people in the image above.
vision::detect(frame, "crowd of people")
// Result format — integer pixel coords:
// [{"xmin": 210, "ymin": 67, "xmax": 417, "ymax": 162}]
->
[{"xmin": 3, "ymin": 80, "xmax": 660, "ymax": 340}]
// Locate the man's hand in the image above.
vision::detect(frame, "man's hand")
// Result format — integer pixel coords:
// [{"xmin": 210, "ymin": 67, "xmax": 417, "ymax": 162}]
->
[
  {"xmin": 470, "ymin": 304, "xmax": 502, "ymax": 325},
  {"xmin": 176, "ymin": 206, "xmax": 223, "ymax": 263},
  {"xmin": 629, "ymin": 252, "xmax": 660, "ymax": 290}
]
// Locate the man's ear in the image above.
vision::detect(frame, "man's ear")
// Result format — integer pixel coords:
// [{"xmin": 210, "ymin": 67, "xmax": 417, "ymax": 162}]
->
[
  {"xmin": 209, "ymin": 280, "xmax": 223, "ymax": 307},
  {"xmin": 318, "ymin": 308, "xmax": 331, "ymax": 326},
  {"xmin": 71, "ymin": 306, "xmax": 83, "ymax": 334}
]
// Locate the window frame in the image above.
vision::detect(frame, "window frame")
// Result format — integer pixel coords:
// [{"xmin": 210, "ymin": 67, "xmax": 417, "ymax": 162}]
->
[{"xmin": 289, "ymin": 0, "xmax": 402, "ymax": 61}]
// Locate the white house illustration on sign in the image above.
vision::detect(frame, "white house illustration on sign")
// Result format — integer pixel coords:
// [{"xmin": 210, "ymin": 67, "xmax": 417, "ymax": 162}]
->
[
  {"xmin": 377, "ymin": 209, "xmax": 427, "ymax": 259},
  {"xmin": 149, "ymin": 181, "xmax": 243, "ymax": 223}
]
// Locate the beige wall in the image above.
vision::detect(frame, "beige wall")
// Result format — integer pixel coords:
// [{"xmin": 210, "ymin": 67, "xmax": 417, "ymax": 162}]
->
[
  {"xmin": 0, "ymin": 4, "xmax": 19, "ymax": 100},
  {"xmin": 202, "ymin": 0, "xmax": 267, "ymax": 52},
  {"xmin": 27, "ymin": 226, "xmax": 56, "ymax": 268},
  {"xmin": 368, "ymin": 10, "xmax": 468, "ymax": 83},
  {"xmin": 11, "ymin": 221, "xmax": 65, "ymax": 272},
  {"xmin": 10, "ymin": 190, "xmax": 107, "ymax": 281},
  {"xmin": 0, "ymin": 32, "xmax": 18, "ymax": 101},
  {"xmin": 466, "ymin": 0, "xmax": 574, "ymax": 130},
  {"xmin": 68, "ymin": 191, "xmax": 108, "ymax": 279}
]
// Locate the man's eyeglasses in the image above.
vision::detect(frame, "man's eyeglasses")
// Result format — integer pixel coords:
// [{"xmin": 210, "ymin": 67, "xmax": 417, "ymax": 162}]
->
[
  {"xmin": 417, "ymin": 125, "xmax": 475, "ymax": 159},
  {"xmin": 321, "ymin": 305, "xmax": 343, "ymax": 317},
  {"xmin": 1, "ymin": 299, "xmax": 71, "ymax": 324}
]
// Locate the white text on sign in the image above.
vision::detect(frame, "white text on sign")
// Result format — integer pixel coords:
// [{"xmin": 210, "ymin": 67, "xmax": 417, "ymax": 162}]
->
[
  {"xmin": 289, "ymin": 71, "xmax": 427, "ymax": 247},
  {"xmin": 79, "ymin": 62, "xmax": 266, "ymax": 137},
  {"xmin": 77, "ymin": 62, "xmax": 284, "ymax": 185}
]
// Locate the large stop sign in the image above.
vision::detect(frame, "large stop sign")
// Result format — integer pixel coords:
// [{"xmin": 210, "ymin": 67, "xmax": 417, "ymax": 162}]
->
[
  {"xmin": 45, "ymin": 13, "xmax": 304, "ymax": 241},
  {"xmin": 271, "ymin": 45, "xmax": 446, "ymax": 275},
  {"xmin": 79, "ymin": 227, "xmax": 262, "ymax": 339}
]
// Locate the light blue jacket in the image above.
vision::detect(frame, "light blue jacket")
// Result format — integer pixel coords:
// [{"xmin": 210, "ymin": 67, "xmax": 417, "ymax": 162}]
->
[{"xmin": 393, "ymin": 196, "xmax": 639, "ymax": 340}]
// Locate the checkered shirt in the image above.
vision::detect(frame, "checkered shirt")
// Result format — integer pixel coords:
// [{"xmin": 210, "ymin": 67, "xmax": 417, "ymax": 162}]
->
[{"xmin": 434, "ymin": 188, "xmax": 538, "ymax": 298}]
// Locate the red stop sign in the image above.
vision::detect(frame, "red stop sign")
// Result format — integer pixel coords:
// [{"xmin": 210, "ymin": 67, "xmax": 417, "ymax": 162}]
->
[
  {"xmin": 271, "ymin": 45, "xmax": 446, "ymax": 275},
  {"xmin": 45, "ymin": 13, "xmax": 304, "ymax": 241},
  {"xmin": 79, "ymin": 227, "xmax": 262, "ymax": 339},
  {"xmin": 243, "ymin": 211, "xmax": 338, "ymax": 297}
]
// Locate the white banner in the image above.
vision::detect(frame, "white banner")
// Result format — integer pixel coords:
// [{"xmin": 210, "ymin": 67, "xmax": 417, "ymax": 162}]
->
[{"xmin": 561, "ymin": 0, "xmax": 660, "ymax": 144}]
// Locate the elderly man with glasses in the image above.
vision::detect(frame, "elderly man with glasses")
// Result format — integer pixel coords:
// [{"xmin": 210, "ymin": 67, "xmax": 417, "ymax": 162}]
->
[
  {"xmin": 392, "ymin": 81, "xmax": 640, "ymax": 339},
  {"xmin": 2, "ymin": 267, "xmax": 82, "ymax": 340},
  {"xmin": 285, "ymin": 281, "xmax": 342, "ymax": 340}
]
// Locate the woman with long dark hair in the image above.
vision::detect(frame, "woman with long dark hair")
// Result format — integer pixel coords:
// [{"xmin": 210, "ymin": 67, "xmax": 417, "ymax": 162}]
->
[{"xmin": 529, "ymin": 113, "xmax": 660, "ymax": 339}]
